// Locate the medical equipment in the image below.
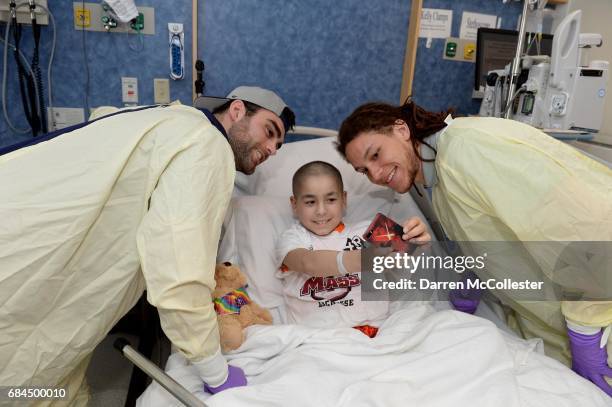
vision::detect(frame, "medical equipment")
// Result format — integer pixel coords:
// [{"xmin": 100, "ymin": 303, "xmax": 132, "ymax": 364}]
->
[
  {"xmin": 478, "ymin": 68, "xmax": 510, "ymax": 117},
  {"xmin": 102, "ymin": 0, "xmax": 138, "ymax": 23},
  {"xmin": 1, "ymin": 0, "xmax": 56, "ymax": 134},
  {"xmin": 28, "ymin": 0, "xmax": 46, "ymax": 133},
  {"xmin": 100, "ymin": 3, "xmax": 118, "ymax": 31},
  {"xmin": 504, "ymin": 0, "xmax": 534, "ymax": 120},
  {"xmin": 514, "ymin": 11, "xmax": 609, "ymax": 131},
  {"xmin": 100, "ymin": 1, "xmax": 145, "ymax": 51},
  {"xmin": 8, "ymin": 0, "xmax": 46, "ymax": 135},
  {"xmin": 194, "ymin": 59, "xmax": 205, "ymax": 97},
  {"xmin": 474, "ymin": 28, "xmax": 554, "ymax": 95},
  {"xmin": 479, "ymin": 10, "xmax": 610, "ymax": 132},
  {"xmin": 169, "ymin": 23, "xmax": 184, "ymax": 80}
]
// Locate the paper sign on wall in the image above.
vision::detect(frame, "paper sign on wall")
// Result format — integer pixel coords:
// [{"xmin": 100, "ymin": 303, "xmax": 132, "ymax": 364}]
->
[
  {"xmin": 459, "ymin": 11, "xmax": 497, "ymax": 40},
  {"xmin": 419, "ymin": 8, "xmax": 453, "ymax": 39}
]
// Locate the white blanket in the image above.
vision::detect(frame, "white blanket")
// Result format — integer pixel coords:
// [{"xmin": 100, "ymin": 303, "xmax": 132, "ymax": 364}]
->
[{"xmin": 137, "ymin": 303, "xmax": 609, "ymax": 407}]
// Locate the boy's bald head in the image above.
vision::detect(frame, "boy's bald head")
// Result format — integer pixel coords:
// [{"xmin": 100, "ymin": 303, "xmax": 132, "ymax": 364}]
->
[{"xmin": 292, "ymin": 161, "xmax": 344, "ymax": 197}]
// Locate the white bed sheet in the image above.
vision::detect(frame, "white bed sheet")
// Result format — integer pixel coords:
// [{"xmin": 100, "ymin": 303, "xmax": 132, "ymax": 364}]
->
[{"xmin": 138, "ymin": 301, "xmax": 609, "ymax": 407}]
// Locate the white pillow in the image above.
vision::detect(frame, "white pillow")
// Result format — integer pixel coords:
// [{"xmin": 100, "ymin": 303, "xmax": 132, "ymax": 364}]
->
[
  {"xmin": 234, "ymin": 137, "xmax": 387, "ymax": 197},
  {"xmin": 217, "ymin": 195, "xmax": 293, "ymax": 309},
  {"xmin": 217, "ymin": 189, "xmax": 431, "ymax": 310}
]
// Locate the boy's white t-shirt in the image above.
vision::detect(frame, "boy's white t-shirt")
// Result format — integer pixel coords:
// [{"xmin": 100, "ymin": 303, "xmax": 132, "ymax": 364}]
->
[{"xmin": 275, "ymin": 220, "xmax": 389, "ymax": 328}]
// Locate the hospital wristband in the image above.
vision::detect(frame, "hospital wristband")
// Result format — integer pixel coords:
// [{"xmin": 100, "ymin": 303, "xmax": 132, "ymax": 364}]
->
[{"xmin": 336, "ymin": 251, "xmax": 348, "ymax": 275}]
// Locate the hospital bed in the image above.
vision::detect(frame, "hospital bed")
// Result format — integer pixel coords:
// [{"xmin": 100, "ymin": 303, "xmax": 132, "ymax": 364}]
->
[{"xmin": 133, "ymin": 129, "xmax": 610, "ymax": 406}]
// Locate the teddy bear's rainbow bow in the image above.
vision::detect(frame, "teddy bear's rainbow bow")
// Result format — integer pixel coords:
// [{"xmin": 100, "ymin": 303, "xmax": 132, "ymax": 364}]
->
[{"xmin": 213, "ymin": 286, "xmax": 251, "ymax": 315}]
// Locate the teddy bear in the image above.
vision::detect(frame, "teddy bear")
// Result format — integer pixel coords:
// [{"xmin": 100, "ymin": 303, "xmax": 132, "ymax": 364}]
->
[{"xmin": 213, "ymin": 262, "xmax": 273, "ymax": 352}]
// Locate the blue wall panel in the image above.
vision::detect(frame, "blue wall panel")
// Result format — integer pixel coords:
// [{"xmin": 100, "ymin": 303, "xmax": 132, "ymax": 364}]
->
[{"xmin": 199, "ymin": 0, "xmax": 413, "ymax": 130}]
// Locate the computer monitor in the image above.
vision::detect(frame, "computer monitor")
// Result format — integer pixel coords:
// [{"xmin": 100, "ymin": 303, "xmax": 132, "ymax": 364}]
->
[{"xmin": 474, "ymin": 28, "xmax": 554, "ymax": 91}]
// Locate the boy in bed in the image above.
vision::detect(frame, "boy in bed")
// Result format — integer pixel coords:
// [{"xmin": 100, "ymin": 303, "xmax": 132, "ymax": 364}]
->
[{"xmin": 275, "ymin": 161, "xmax": 430, "ymax": 337}]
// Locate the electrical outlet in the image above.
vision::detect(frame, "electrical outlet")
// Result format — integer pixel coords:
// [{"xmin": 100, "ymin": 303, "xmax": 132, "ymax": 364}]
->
[
  {"xmin": 75, "ymin": 7, "xmax": 91, "ymax": 28},
  {"xmin": 121, "ymin": 77, "xmax": 138, "ymax": 105},
  {"xmin": 47, "ymin": 107, "xmax": 85, "ymax": 131},
  {"xmin": 442, "ymin": 37, "xmax": 477, "ymax": 63},
  {"xmin": 154, "ymin": 78, "xmax": 170, "ymax": 104}
]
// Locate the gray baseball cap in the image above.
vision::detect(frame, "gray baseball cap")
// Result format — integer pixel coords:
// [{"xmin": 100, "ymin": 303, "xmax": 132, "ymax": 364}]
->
[{"xmin": 195, "ymin": 86, "xmax": 294, "ymax": 132}]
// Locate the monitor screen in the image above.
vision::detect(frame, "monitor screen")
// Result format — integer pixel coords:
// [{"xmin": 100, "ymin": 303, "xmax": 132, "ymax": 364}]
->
[{"xmin": 474, "ymin": 28, "xmax": 553, "ymax": 91}]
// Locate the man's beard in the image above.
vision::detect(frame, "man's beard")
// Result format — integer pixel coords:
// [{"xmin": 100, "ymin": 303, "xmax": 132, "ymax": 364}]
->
[
  {"xmin": 227, "ymin": 116, "xmax": 256, "ymax": 175},
  {"xmin": 402, "ymin": 155, "xmax": 421, "ymax": 193}
]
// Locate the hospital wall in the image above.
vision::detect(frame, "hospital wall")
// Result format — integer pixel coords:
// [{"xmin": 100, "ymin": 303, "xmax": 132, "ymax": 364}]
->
[
  {"xmin": 197, "ymin": 0, "xmax": 523, "ymax": 129},
  {"xmin": 197, "ymin": 0, "xmax": 412, "ymax": 132},
  {"xmin": 1, "ymin": 1, "xmax": 531, "ymax": 149}
]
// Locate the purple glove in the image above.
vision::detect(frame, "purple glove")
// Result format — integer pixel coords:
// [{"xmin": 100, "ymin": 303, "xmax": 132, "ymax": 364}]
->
[
  {"xmin": 568, "ymin": 328, "xmax": 612, "ymax": 397},
  {"xmin": 449, "ymin": 290, "xmax": 480, "ymax": 314},
  {"xmin": 449, "ymin": 272, "xmax": 483, "ymax": 314},
  {"xmin": 204, "ymin": 365, "xmax": 247, "ymax": 394}
]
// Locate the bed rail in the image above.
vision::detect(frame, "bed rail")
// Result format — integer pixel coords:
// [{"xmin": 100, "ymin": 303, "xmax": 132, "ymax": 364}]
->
[
  {"xmin": 288, "ymin": 126, "xmax": 337, "ymax": 138},
  {"xmin": 114, "ymin": 338, "xmax": 207, "ymax": 407}
]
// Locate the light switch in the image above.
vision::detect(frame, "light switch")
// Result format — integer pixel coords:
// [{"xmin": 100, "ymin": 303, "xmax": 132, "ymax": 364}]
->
[
  {"xmin": 463, "ymin": 43, "xmax": 476, "ymax": 61},
  {"xmin": 445, "ymin": 42, "xmax": 457, "ymax": 58},
  {"xmin": 154, "ymin": 78, "xmax": 170, "ymax": 104}
]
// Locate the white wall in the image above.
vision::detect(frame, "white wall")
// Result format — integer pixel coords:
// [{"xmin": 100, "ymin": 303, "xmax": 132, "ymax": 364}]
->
[{"xmin": 569, "ymin": 0, "xmax": 612, "ymax": 143}]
